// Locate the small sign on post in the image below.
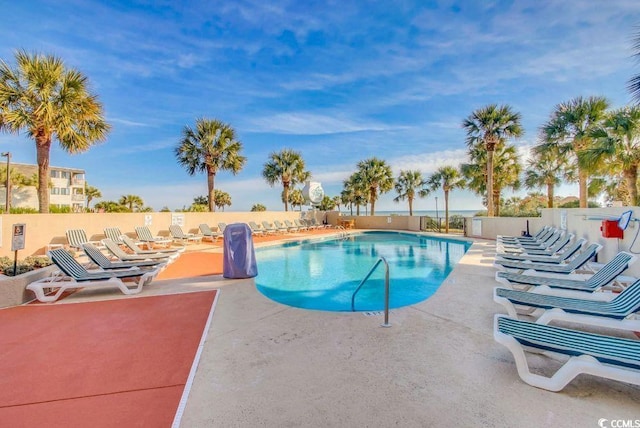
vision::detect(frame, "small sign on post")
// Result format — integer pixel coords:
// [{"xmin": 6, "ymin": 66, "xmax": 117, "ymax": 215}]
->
[
  {"xmin": 11, "ymin": 223, "xmax": 25, "ymax": 275},
  {"xmin": 11, "ymin": 223, "xmax": 25, "ymax": 251}
]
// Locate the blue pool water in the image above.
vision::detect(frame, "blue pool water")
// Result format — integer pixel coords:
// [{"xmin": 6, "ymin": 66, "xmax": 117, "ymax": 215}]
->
[{"xmin": 255, "ymin": 231, "xmax": 471, "ymax": 312}]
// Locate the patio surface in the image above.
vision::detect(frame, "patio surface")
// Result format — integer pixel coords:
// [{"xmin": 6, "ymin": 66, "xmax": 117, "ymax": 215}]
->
[{"xmin": 2, "ymin": 230, "xmax": 640, "ymax": 426}]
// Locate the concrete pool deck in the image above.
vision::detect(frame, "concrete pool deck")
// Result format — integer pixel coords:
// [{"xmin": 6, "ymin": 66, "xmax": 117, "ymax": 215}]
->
[{"xmin": 10, "ymin": 233, "xmax": 640, "ymax": 426}]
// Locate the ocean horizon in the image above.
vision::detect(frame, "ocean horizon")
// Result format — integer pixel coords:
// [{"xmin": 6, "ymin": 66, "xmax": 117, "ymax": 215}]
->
[{"xmin": 337, "ymin": 209, "xmax": 482, "ymax": 217}]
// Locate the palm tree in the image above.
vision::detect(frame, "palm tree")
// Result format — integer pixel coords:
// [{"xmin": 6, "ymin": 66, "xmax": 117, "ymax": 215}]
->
[
  {"xmin": 523, "ymin": 147, "xmax": 569, "ymax": 208},
  {"xmin": 342, "ymin": 172, "xmax": 365, "ymax": 215},
  {"xmin": 332, "ymin": 196, "xmax": 342, "ymax": 212},
  {"xmin": 628, "ymin": 26, "xmax": 640, "ymax": 103},
  {"xmin": 425, "ymin": 166, "xmax": 465, "ymax": 233},
  {"xmin": 175, "ymin": 118, "xmax": 246, "ymax": 212},
  {"xmin": 537, "ymin": 96, "xmax": 609, "ymax": 208},
  {"xmin": 0, "ymin": 50, "xmax": 110, "ymax": 213},
  {"xmin": 393, "ymin": 170, "xmax": 426, "ymax": 216},
  {"xmin": 84, "ymin": 183, "xmax": 102, "ymax": 209},
  {"xmin": 462, "ymin": 104, "xmax": 523, "ymax": 217},
  {"xmin": 462, "ymin": 142, "xmax": 522, "ymax": 216},
  {"xmin": 251, "ymin": 203, "xmax": 267, "ymax": 212},
  {"xmin": 119, "ymin": 194, "xmax": 144, "ymax": 212},
  {"xmin": 581, "ymin": 107, "xmax": 640, "ymax": 205},
  {"xmin": 213, "ymin": 189, "xmax": 232, "ymax": 211},
  {"xmin": 355, "ymin": 157, "xmax": 394, "ymax": 216},
  {"xmin": 288, "ymin": 188, "xmax": 305, "ymax": 211},
  {"xmin": 262, "ymin": 149, "xmax": 309, "ymax": 211}
]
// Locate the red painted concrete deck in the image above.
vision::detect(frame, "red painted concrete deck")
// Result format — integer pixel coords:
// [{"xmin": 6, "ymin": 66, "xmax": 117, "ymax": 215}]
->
[{"xmin": 0, "ymin": 290, "xmax": 217, "ymax": 427}]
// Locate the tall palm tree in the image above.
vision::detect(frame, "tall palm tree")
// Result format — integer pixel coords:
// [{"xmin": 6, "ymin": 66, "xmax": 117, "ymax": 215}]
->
[
  {"xmin": 356, "ymin": 157, "xmax": 394, "ymax": 216},
  {"xmin": 175, "ymin": 118, "xmax": 246, "ymax": 212},
  {"xmin": 393, "ymin": 170, "xmax": 426, "ymax": 216},
  {"xmin": 462, "ymin": 142, "xmax": 522, "ymax": 216},
  {"xmin": 462, "ymin": 104, "xmax": 523, "ymax": 217},
  {"xmin": 581, "ymin": 106, "xmax": 640, "ymax": 205},
  {"xmin": 263, "ymin": 149, "xmax": 309, "ymax": 211},
  {"xmin": 537, "ymin": 96, "xmax": 609, "ymax": 208},
  {"xmin": 0, "ymin": 50, "xmax": 110, "ymax": 213},
  {"xmin": 84, "ymin": 183, "xmax": 102, "ymax": 209},
  {"xmin": 425, "ymin": 166, "xmax": 466, "ymax": 233},
  {"xmin": 523, "ymin": 147, "xmax": 569, "ymax": 208},
  {"xmin": 119, "ymin": 194, "xmax": 144, "ymax": 212}
]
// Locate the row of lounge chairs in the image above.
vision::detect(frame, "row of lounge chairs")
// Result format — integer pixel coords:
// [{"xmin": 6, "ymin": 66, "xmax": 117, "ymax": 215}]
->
[
  {"xmin": 491, "ymin": 227, "xmax": 640, "ymax": 391},
  {"xmin": 68, "ymin": 219, "xmax": 333, "ymax": 251},
  {"xmin": 28, "ymin": 226, "xmax": 192, "ymax": 302}
]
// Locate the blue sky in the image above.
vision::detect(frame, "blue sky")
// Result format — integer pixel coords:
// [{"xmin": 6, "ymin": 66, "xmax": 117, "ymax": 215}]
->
[{"xmin": 1, "ymin": 0, "xmax": 639, "ymax": 212}]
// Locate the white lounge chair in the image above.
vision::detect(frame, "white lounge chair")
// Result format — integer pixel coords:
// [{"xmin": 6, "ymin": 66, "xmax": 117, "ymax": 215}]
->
[
  {"xmin": 169, "ymin": 224, "xmax": 203, "ymax": 244},
  {"xmin": 494, "ymin": 278, "xmax": 640, "ymax": 332},
  {"xmin": 199, "ymin": 223, "xmax": 223, "ymax": 242},
  {"xmin": 248, "ymin": 221, "xmax": 267, "ymax": 236},
  {"xmin": 495, "ymin": 252, "xmax": 637, "ymax": 292},
  {"xmin": 494, "ymin": 315, "xmax": 640, "ymax": 391},
  {"xmin": 65, "ymin": 229, "xmax": 105, "ymax": 251},
  {"xmin": 135, "ymin": 226, "xmax": 172, "ymax": 248},
  {"xmin": 27, "ymin": 249, "xmax": 159, "ymax": 303},
  {"xmin": 493, "ymin": 244, "xmax": 602, "ymax": 274}
]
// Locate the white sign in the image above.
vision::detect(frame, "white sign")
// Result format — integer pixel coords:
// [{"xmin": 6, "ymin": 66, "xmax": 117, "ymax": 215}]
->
[
  {"xmin": 560, "ymin": 210, "xmax": 567, "ymax": 230},
  {"xmin": 171, "ymin": 213, "xmax": 185, "ymax": 226},
  {"xmin": 11, "ymin": 223, "xmax": 25, "ymax": 251},
  {"xmin": 144, "ymin": 214, "xmax": 153, "ymax": 226}
]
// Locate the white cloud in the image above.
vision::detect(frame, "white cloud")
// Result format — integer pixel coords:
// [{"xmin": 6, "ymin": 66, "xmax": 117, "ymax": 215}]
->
[{"xmin": 247, "ymin": 112, "xmax": 406, "ymax": 135}]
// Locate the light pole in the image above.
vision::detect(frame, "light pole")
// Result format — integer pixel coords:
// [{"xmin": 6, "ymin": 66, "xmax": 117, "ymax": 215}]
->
[{"xmin": 1, "ymin": 152, "xmax": 10, "ymax": 214}]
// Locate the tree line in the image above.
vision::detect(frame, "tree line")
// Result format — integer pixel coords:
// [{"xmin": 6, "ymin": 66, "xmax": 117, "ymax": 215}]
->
[{"xmin": 3, "ymin": 28, "xmax": 640, "ymax": 215}]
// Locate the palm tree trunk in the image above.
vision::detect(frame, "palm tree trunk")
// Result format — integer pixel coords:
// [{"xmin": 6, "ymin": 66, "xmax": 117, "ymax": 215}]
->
[
  {"xmin": 370, "ymin": 188, "xmax": 377, "ymax": 216},
  {"xmin": 578, "ymin": 169, "xmax": 588, "ymax": 208},
  {"xmin": 207, "ymin": 170, "xmax": 215, "ymax": 212},
  {"xmin": 493, "ymin": 188, "xmax": 500, "ymax": 217},
  {"xmin": 356, "ymin": 204, "xmax": 360, "ymax": 216},
  {"xmin": 444, "ymin": 189, "xmax": 450, "ymax": 233},
  {"xmin": 486, "ymin": 148, "xmax": 495, "ymax": 217},
  {"xmin": 624, "ymin": 167, "xmax": 639, "ymax": 205},
  {"xmin": 36, "ymin": 132, "xmax": 52, "ymax": 213},
  {"xmin": 408, "ymin": 197, "xmax": 413, "ymax": 216},
  {"xmin": 283, "ymin": 182, "xmax": 290, "ymax": 211},
  {"xmin": 546, "ymin": 180, "xmax": 554, "ymax": 208}
]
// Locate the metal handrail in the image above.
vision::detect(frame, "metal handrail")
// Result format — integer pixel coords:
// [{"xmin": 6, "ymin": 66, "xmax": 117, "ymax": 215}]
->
[{"xmin": 350, "ymin": 257, "xmax": 391, "ymax": 327}]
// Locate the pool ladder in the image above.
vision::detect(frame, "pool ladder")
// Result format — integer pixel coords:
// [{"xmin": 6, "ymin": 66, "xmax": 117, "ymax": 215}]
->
[{"xmin": 350, "ymin": 257, "xmax": 391, "ymax": 327}]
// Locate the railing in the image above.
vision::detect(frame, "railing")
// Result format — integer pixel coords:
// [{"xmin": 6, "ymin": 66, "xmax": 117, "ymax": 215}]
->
[{"xmin": 350, "ymin": 257, "xmax": 391, "ymax": 327}]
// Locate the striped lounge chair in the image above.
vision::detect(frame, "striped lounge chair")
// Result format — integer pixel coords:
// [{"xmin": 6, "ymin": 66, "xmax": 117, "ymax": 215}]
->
[
  {"xmin": 494, "ymin": 315, "xmax": 640, "ymax": 391},
  {"xmin": 66, "ymin": 229, "xmax": 105, "ymax": 251},
  {"xmin": 495, "ymin": 252, "xmax": 637, "ymax": 292},
  {"xmin": 168, "ymin": 224, "xmax": 203, "ymax": 244},
  {"xmin": 498, "ymin": 232, "xmax": 573, "ymax": 256},
  {"xmin": 82, "ymin": 243, "xmax": 165, "ymax": 270},
  {"xmin": 494, "ymin": 278, "xmax": 640, "ymax": 331},
  {"xmin": 135, "ymin": 226, "xmax": 172, "ymax": 248},
  {"xmin": 27, "ymin": 249, "xmax": 160, "ymax": 302},
  {"xmin": 496, "ymin": 238, "xmax": 584, "ymax": 264},
  {"xmin": 493, "ymin": 244, "xmax": 602, "ymax": 274},
  {"xmin": 102, "ymin": 238, "xmax": 173, "ymax": 262}
]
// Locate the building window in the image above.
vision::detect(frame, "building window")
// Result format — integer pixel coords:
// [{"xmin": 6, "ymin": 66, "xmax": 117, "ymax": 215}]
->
[
  {"xmin": 50, "ymin": 170, "xmax": 60, "ymax": 178},
  {"xmin": 60, "ymin": 188, "xmax": 70, "ymax": 195},
  {"xmin": 51, "ymin": 187, "xmax": 60, "ymax": 195},
  {"xmin": 61, "ymin": 171, "xmax": 70, "ymax": 179}
]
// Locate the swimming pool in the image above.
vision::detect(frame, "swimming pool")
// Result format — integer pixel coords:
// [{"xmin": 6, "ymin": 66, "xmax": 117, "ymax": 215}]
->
[{"xmin": 255, "ymin": 231, "xmax": 471, "ymax": 312}]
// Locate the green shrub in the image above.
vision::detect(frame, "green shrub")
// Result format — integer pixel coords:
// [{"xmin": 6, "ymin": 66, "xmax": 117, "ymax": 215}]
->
[{"xmin": 0, "ymin": 256, "xmax": 53, "ymax": 276}]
